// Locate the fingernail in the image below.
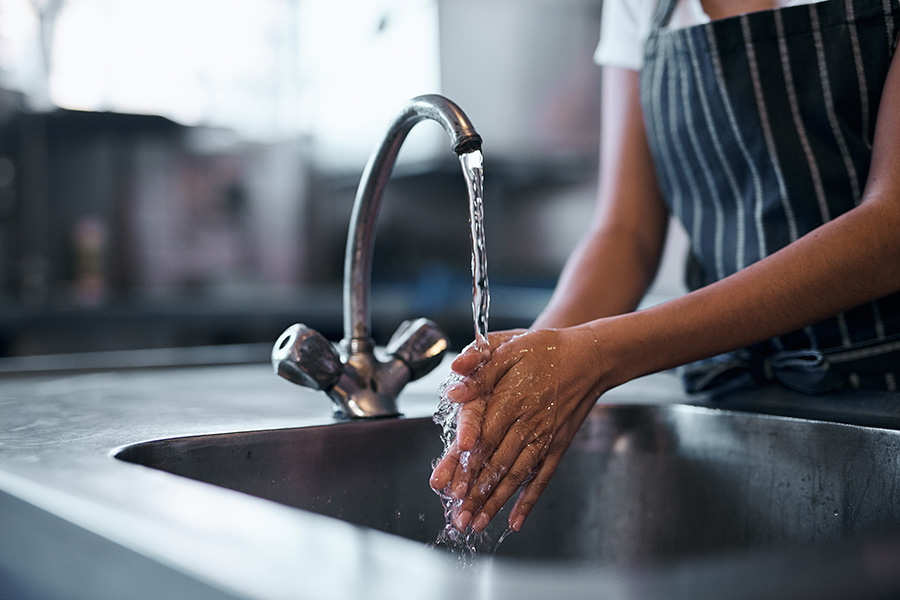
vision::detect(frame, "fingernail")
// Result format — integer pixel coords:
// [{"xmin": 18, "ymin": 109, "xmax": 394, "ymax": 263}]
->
[
  {"xmin": 472, "ymin": 512, "xmax": 490, "ymax": 533},
  {"xmin": 454, "ymin": 510, "xmax": 472, "ymax": 531},
  {"xmin": 445, "ymin": 381, "xmax": 466, "ymax": 400},
  {"xmin": 429, "ymin": 465, "xmax": 449, "ymax": 490},
  {"xmin": 511, "ymin": 514, "xmax": 525, "ymax": 532}
]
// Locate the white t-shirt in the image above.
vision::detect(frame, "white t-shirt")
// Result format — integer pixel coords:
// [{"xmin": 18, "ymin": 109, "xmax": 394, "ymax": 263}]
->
[{"xmin": 595, "ymin": 0, "xmax": 829, "ymax": 70}]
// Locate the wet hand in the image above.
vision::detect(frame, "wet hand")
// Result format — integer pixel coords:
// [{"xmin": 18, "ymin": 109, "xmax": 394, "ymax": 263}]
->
[
  {"xmin": 430, "ymin": 330, "xmax": 521, "ymax": 498},
  {"xmin": 430, "ymin": 326, "xmax": 608, "ymax": 534}
]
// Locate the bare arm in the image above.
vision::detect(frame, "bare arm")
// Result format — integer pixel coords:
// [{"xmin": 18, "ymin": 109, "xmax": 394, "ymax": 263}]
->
[
  {"xmin": 599, "ymin": 48, "xmax": 900, "ymax": 387},
  {"xmin": 429, "ymin": 65, "xmax": 667, "ymax": 502},
  {"xmin": 436, "ymin": 50, "xmax": 900, "ymax": 535},
  {"xmin": 533, "ymin": 66, "xmax": 669, "ymax": 328}
]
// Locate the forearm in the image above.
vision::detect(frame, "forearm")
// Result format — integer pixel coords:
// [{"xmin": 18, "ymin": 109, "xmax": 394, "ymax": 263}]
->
[
  {"xmin": 596, "ymin": 196, "xmax": 900, "ymax": 388},
  {"xmin": 533, "ymin": 222, "xmax": 665, "ymax": 328},
  {"xmin": 598, "ymin": 44, "xmax": 900, "ymax": 387},
  {"xmin": 534, "ymin": 66, "xmax": 668, "ymax": 330}
]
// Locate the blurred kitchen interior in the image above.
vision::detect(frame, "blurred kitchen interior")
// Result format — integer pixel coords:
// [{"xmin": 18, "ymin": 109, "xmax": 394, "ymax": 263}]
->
[{"xmin": 0, "ymin": 0, "xmax": 686, "ymax": 367}]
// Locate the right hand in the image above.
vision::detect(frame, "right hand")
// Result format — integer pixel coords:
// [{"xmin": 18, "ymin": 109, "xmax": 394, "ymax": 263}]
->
[
  {"xmin": 429, "ymin": 325, "xmax": 611, "ymax": 533},
  {"xmin": 430, "ymin": 330, "xmax": 521, "ymax": 501}
]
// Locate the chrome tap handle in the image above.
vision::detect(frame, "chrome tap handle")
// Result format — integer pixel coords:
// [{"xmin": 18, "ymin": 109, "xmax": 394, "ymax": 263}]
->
[
  {"xmin": 274, "ymin": 95, "xmax": 482, "ymax": 418},
  {"xmin": 272, "ymin": 324, "xmax": 342, "ymax": 391},
  {"xmin": 385, "ymin": 318, "xmax": 449, "ymax": 381}
]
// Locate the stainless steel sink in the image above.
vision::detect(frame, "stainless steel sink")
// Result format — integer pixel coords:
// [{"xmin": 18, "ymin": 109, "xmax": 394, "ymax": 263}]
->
[{"xmin": 115, "ymin": 403, "xmax": 900, "ymax": 566}]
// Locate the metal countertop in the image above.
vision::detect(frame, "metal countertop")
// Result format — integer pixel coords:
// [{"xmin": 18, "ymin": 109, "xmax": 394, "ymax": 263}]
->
[{"xmin": 3, "ymin": 361, "xmax": 900, "ymax": 600}]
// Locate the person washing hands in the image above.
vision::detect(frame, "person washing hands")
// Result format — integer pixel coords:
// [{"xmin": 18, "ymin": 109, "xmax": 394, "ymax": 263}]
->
[{"xmin": 430, "ymin": 0, "xmax": 900, "ymax": 535}]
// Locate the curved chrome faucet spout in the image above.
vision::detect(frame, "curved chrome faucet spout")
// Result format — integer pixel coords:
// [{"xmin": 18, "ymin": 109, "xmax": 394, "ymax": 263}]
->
[
  {"xmin": 273, "ymin": 95, "xmax": 483, "ymax": 419},
  {"xmin": 345, "ymin": 94, "xmax": 482, "ymax": 345}
]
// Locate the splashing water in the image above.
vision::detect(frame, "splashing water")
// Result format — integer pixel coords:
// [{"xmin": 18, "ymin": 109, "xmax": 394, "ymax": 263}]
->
[
  {"xmin": 431, "ymin": 376, "xmax": 513, "ymax": 568},
  {"xmin": 427, "ymin": 150, "xmax": 511, "ymax": 568}
]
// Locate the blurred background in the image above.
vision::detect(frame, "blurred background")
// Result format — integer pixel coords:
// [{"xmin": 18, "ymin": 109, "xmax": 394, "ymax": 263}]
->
[{"xmin": 0, "ymin": 0, "xmax": 685, "ymax": 368}]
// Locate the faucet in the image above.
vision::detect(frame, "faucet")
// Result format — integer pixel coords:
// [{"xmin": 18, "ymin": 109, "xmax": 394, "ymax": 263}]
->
[{"xmin": 272, "ymin": 94, "xmax": 483, "ymax": 419}]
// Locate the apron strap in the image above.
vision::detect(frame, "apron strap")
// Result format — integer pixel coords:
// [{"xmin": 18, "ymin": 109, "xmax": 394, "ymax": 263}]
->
[{"xmin": 651, "ymin": 0, "xmax": 680, "ymax": 30}]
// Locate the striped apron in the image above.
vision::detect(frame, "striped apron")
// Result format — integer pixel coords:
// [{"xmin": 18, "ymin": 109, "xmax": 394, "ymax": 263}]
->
[{"xmin": 640, "ymin": 0, "xmax": 900, "ymax": 393}]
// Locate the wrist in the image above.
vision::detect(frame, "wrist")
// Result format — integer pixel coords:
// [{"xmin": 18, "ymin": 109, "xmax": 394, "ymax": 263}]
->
[
  {"xmin": 580, "ymin": 311, "xmax": 665, "ymax": 391},
  {"xmin": 558, "ymin": 320, "xmax": 624, "ymax": 399}
]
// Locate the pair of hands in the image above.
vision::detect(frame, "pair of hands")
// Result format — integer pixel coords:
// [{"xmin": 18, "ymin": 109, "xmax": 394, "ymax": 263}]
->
[{"xmin": 429, "ymin": 325, "xmax": 609, "ymax": 534}]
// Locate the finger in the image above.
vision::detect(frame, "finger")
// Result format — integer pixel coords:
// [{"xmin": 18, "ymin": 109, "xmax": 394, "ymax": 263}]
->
[
  {"xmin": 429, "ymin": 443, "xmax": 460, "ymax": 491},
  {"xmin": 467, "ymin": 439, "xmax": 549, "ymax": 533},
  {"xmin": 442, "ymin": 365, "xmax": 493, "ymax": 405},
  {"xmin": 442, "ymin": 433, "xmax": 481, "ymax": 503},
  {"xmin": 506, "ymin": 401, "xmax": 593, "ymax": 531},
  {"xmin": 452, "ymin": 329, "xmax": 526, "ymax": 376},
  {"xmin": 451, "ymin": 343, "xmax": 489, "ymax": 375},
  {"xmin": 446, "ymin": 447, "xmax": 472, "ymax": 503},
  {"xmin": 447, "ymin": 438, "xmax": 496, "ymax": 530},
  {"xmin": 446, "ymin": 333, "xmax": 529, "ymax": 405},
  {"xmin": 458, "ymin": 366, "xmax": 544, "ymax": 461},
  {"xmin": 442, "ymin": 379, "xmax": 478, "ymax": 404},
  {"xmin": 447, "ymin": 382, "xmax": 534, "ymax": 501},
  {"xmin": 507, "ymin": 449, "xmax": 565, "ymax": 531},
  {"xmin": 455, "ymin": 397, "xmax": 485, "ymax": 452},
  {"xmin": 455, "ymin": 417, "xmax": 549, "ymax": 526}
]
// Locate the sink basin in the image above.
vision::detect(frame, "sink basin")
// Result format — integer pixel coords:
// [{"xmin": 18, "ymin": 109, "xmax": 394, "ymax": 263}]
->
[{"xmin": 115, "ymin": 403, "xmax": 900, "ymax": 566}]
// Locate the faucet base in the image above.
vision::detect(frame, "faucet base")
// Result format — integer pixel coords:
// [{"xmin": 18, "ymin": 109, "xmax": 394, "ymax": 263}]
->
[{"xmin": 272, "ymin": 318, "xmax": 449, "ymax": 419}]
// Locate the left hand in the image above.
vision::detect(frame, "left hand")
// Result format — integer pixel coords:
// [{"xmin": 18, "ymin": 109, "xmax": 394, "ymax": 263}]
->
[{"xmin": 429, "ymin": 325, "xmax": 610, "ymax": 533}]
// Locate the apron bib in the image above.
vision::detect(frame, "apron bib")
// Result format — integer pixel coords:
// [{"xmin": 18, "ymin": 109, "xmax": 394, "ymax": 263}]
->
[{"xmin": 640, "ymin": 0, "xmax": 900, "ymax": 393}]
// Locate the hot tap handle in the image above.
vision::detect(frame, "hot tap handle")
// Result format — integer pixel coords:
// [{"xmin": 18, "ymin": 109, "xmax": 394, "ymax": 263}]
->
[
  {"xmin": 386, "ymin": 318, "xmax": 449, "ymax": 381},
  {"xmin": 272, "ymin": 324, "xmax": 343, "ymax": 391}
]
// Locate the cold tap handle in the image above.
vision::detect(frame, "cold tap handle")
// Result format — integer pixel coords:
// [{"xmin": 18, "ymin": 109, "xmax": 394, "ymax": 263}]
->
[
  {"xmin": 272, "ymin": 324, "xmax": 343, "ymax": 391},
  {"xmin": 385, "ymin": 318, "xmax": 450, "ymax": 381}
]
